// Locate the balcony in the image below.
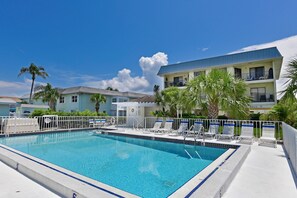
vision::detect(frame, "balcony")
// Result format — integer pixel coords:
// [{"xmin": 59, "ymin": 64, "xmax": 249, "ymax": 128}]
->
[
  {"xmin": 251, "ymin": 93, "xmax": 275, "ymax": 102},
  {"xmin": 164, "ymin": 81, "xmax": 186, "ymax": 88},
  {"xmin": 238, "ymin": 71, "xmax": 274, "ymax": 81}
]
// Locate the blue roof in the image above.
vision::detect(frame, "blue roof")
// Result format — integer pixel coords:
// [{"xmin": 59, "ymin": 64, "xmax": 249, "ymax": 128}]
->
[{"xmin": 157, "ymin": 47, "xmax": 282, "ymax": 76}]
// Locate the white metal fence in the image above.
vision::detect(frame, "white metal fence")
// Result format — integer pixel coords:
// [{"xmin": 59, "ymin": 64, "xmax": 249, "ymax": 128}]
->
[
  {"xmin": 0, "ymin": 116, "xmax": 127, "ymax": 135},
  {"xmin": 0, "ymin": 116, "xmax": 283, "ymax": 140},
  {"xmin": 282, "ymin": 122, "xmax": 297, "ymax": 178},
  {"xmin": 144, "ymin": 117, "xmax": 282, "ymax": 140}
]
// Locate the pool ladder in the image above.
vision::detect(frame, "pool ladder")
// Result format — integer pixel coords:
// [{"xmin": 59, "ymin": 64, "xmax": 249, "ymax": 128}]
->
[
  {"xmin": 184, "ymin": 149, "xmax": 203, "ymax": 160},
  {"xmin": 194, "ymin": 133, "xmax": 206, "ymax": 147}
]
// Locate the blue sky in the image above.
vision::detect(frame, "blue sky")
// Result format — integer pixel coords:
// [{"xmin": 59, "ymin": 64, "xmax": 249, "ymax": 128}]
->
[{"xmin": 0, "ymin": 0, "xmax": 297, "ymax": 96}]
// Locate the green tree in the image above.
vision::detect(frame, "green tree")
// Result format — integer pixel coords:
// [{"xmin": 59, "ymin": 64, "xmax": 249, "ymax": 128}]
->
[
  {"xmin": 106, "ymin": 87, "xmax": 119, "ymax": 91},
  {"xmin": 260, "ymin": 98, "xmax": 297, "ymax": 128},
  {"xmin": 262, "ymin": 57, "xmax": 297, "ymax": 127},
  {"xmin": 160, "ymin": 87, "xmax": 195, "ymax": 117},
  {"xmin": 18, "ymin": 63, "xmax": 49, "ymax": 104},
  {"xmin": 187, "ymin": 69, "xmax": 250, "ymax": 119},
  {"xmin": 90, "ymin": 93, "xmax": 106, "ymax": 115},
  {"xmin": 282, "ymin": 58, "xmax": 297, "ymax": 98},
  {"xmin": 34, "ymin": 83, "xmax": 60, "ymax": 110}
]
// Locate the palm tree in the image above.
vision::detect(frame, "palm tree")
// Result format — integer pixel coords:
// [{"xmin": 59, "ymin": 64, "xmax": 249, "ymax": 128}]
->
[
  {"xmin": 160, "ymin": 87, "xmax": 195, "ymax": 117},
  {"xmin": 282, "ymin": 58, "xmax": 297, "ymax": 98},
  {"xmin": 90, "ymin": 93, "xmax": 106, "ymax": 115},
  {"xmin": 18, "ymin": 63, "xmax": 49, "ymax": 104},
  {"xmin": 153, "ymin": 85, "xmax": 160, "ymax": 93},
  {"xmin": 34, "ymin": 83, "xmax": 60, "ymax": 110},
  {"xmin": 106, "ymin": 87, "xmax": 119, "ymax": 91},
  {"xmin": 187, "ymin": 69, "xmax": 250, "ymax": 119},
  {"xmin": 153, "ymin": 85, "xmax": 163, "ymax": 107}
]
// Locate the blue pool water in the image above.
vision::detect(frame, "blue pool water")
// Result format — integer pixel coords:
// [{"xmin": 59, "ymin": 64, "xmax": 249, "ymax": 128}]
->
[{"xmin": 0, "ymin": 131, "xmax": 227, "ymax": 197}]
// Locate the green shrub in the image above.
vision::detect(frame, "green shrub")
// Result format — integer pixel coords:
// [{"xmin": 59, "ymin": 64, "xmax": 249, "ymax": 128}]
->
[
  {"xmin": 217, "ymin": 115, "xmax": 228, "ymax": 120},
  {"xmin": 30, "ymin": 109, "xmax": 108, "ymax": 117},
  {"xmin": 250, "ymin": 113, "xmax": 261, "ymax": 120},
  {"xmin": 182, "ymin": 114, "xmax": 207, "ymax": 119}
]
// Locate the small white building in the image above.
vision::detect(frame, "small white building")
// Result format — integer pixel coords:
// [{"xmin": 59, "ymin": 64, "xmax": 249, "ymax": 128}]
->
[
  {"xmin": 18, "ymin": 104, "xmax": 50, "ymax": 117},
  {"xmin": 0, "ymin": 98, "xmax": 17, "ymax": 116},
  {"xmin": 113, "ymin": 96, "xmax": 159, "ymax": 128}
]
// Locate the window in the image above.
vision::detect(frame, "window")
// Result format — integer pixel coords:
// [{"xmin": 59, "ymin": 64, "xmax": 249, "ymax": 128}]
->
[
  {"xmin": 72, "ymin": 95, "xmax": 78, "ymax": 103},
  {"xmin": 112, "ymin": 98, "xmax": 117, "ymax": 103},
  {"xmin": 59, "ymin": 96, "xmax": 64, "ymax": 103},
  {"xmin": 194, "ymin": 71, "xmax": 200, "ymax": 77},
  {"xmin": 250, "ymin": 88, "xmax": 266, "ymax": 102},
  {"xmin": 119, "ymin": 98, "xmax": 128, "ymax": 102},
  {"xmin": 234, "ymin": 68, "xmax": 242, "ymax": 79},
  {"xmin": 173, "ymin": 76, "xmax": 182, "ymax": 83},
  {"xmin": 249, "ymin": 67, "xmax": 264, "ymax": 80},
  {"xmin": 173, "ymin": 76, "xmax": 184, "ymax": 86},
  {"xmin": 194, "ymin": 71, "xmax": 206, "ymax": 78}
]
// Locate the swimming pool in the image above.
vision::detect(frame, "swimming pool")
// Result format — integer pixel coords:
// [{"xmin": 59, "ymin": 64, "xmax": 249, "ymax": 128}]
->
[{"xmin": 0, "ymin": 131, "xmax": 227, "ymax": 197}]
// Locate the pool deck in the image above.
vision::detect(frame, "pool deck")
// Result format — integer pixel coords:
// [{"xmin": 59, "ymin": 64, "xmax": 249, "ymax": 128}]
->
[
  {"xmin": 0, "ymin": 129, "xmax": 296, "ymax": 197},
  {"xmin": 0, "ymin": 161, "xmax": 59, "ymax": 198},
  {"xmin": 223, "ymin": 144, "xmax": 297, "ymax": 198}
]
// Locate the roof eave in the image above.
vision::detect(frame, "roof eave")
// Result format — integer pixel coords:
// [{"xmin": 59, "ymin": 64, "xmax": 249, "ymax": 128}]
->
[{"xmin": 158, "ymin": 56, "xmax": 283, "ymax": 76}]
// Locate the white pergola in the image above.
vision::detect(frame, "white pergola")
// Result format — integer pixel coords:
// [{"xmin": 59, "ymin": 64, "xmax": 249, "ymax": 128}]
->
[
  {"xmin": 113, "ymin": 101, "xmax": 157, "ymax": 117},
  {"xmin": 113, "ymin": 101, "xmax": 157, "ymax": 128}
]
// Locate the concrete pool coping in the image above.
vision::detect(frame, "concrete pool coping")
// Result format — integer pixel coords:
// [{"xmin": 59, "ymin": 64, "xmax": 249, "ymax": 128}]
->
[
  {"xmin": 0, "ymin": 144, "xmax": 138, "ymax": 198},
  {"xmin": 0, "ymin": 129, "xmax": 250, "ymax": 198}
]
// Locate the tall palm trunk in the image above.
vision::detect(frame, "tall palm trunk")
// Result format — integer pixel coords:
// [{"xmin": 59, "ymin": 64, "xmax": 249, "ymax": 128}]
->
[
  {"xmin": 95, "ymin": 103, "xmax": 99, "ymax": 115},
  {"xmin": 29, "ymin": 75, "xmax": 35, "ymax": 104},
  {"xmin": 49, "ymin": 100, "xmax": 56, "ymax": 111},
  {"xmin": 208, "ymin": 102, "xmax": 219, "ymax": 119}
]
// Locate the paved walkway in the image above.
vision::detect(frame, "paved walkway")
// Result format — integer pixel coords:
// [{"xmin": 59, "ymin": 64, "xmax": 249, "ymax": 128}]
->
[
  {"xmin": 223, "ymin": 144, "xmax": 297, "ymax": 198},
  {"xmin": 0, "ymin": 161, "xmax": 59, "ymax": 198}
]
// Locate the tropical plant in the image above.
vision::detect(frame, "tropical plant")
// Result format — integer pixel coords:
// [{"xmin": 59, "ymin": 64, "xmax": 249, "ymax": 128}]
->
[
  {"xmin": 260, "ymin": 97, "xmax": 297, "ymax": 128},
  {"xmin": 153, "ymin": 85, "xmax": 165, "ymax": 113},
  {"xmin": 106, "ymin": 87, "xmax": 119, "ymax": 91},
  {"xmin": 282, "ymin": 58, "xmax": 297, "ymax": 97},
  {"xmin": 187, "ymin": 69, "xmax": 250, "ymax": 119},
  {"xmin": 90, "ymin": 93, "xmax": 106, "ymax": 115},
  {"xmin": 34, "ymin": 83, "xmax": 60, "ymax": 110},
  {"xmin": 30, "ymin": 109, "xmax": 107, "ymax": 117},
  {"xmin": 18, "ymin": 63, "xmax": 49, "ymax": 104},
  {"xmin": 262, "ymin": 57, "xmax": 297, "ymax": 128},
  {"xmin": 158, "ymin": 87, "xmax": 195, "ymax": 117}
]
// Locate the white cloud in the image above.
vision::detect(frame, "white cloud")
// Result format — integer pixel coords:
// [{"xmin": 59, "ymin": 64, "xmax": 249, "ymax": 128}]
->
[
  {"xmin": 232, "ymin": 35, "xmax": 297, "ymax": 98},
  {"xmin": 85, "ymin": 68, "xmax": 149, "ymax": 92},
  {"xmin": 202, "ymin": 48, "xmax": 209, "ymax": 52},
  {"xmin": 139, "ymin": 52, "xmax": 168, "ymax": 89},
  {"xmin": 0, "ymin": 80, "xmax": 31, "ymax": 97},
  {"xmin": 0, "ymin": 78, "xmax": 47, "ymax": 97},
  {"xmin": 84, "ymin": 52, "xmax": 168, "ymax": 93}
]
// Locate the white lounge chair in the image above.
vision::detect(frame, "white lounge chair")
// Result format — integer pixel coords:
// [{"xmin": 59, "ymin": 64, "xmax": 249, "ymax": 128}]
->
[
  {"xmin": 156, "ymin": 119, "xmax": 173, "ymax": 134},
  {"xmin": 94, "ymin": 119, "xmax": 106, "ymax": 127},
  {"xmin": 217, "ymin": 122, "xmax": 235, "ymax": 141},
  {"xmin": 185, "ymin": 121, "xmax": 204, "ymax": 138},
  {"xmin": 258, "ymin": 123, "xmax": 277, "ymax": 148},
  {"xmin": 144, "ymin": 120, "xmax": 163, "ymax": 133},
  {"xmin": 89, "ymin": 119, "xmax": 94, "ymax": 127},
  {"xmin": 204, "ymin": 122, "xmax": 220, "ymax": 138},
  {"xmin": 237, "ymin": 123, "xmax": 254, "ymax": 144},
  {"xmin": 168, "ymin": 120, "xmax": 189, "ymax": 136}
]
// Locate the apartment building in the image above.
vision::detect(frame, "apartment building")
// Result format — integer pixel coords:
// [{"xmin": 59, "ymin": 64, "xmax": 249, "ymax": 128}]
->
[
  {"xmin": 22, "ymin": 86, "xmax": 148, "ymax": 116},
  {"xmin": 157, "ymin": 47, "xmax": 283, "ymax": 113},
  {"xmin": 55, "ymin": 86, "xmax": 146, "ymax": 116}
]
